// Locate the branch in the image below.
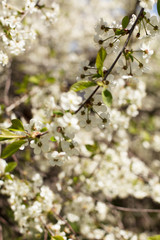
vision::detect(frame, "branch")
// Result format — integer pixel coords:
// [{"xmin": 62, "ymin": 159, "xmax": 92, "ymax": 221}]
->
[
  {"xmin": 52, "ymin": 208, "xmax": 79, "ymax": 240},
  {"xmin": 20, "ymin": 0, "xmax": 41, "ymax": 21},
  {"xmin": 75, "ymin": 7, "xmax": 144, "ymax": 114},
  {"xmin": 4, "ymin": 72, "xmax": 11, "ymax": 106},
  {"xmin": 75, "ymin": 85, "xmax": 100, "ymax": 114},
  {"xmin": 5, "ymin": 94, "xmax": 28, "ymax": 113},
  {"xmin": 103, "ymin": 8, "xmax": 144, "ymax": 79},
  {"xmin": 0, "ymin": 225, "xmax": 3, "ymax": 240},
  {"xmin": 107, "ymin": 201, "xmax": 160, "ymax": 213}
]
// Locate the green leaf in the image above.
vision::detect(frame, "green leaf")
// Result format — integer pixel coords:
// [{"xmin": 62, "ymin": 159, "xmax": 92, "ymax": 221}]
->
[
  {"xmin": 50, "ymin": 136, "xmax": 56, "ymax": 142},
  {"xmin": 122, "ymin": 16, "xmax": 129, "ymax": 29},
  {"xmin": 92, "ymin": 73, "xmax": 102, "ymax": 79},
  {"xmin": 115, "ymin": 29, "xmax": 123, "ymax": 35},
  {"xmin": 47, "ymin": 77, "xmax": 56, "ymax": 83},
  {"xmin": 70, "ymin": 80, "xmax": 97, "ymax": 92},
  {"xmin": 96, "ymin": 47, "xmax": 107, "ymax": 76},
  {"xmin": 52, "ymin": 111, "xmax": 64, "ymax": 116},
  {"xmin": 52, "ymin": 236, "xmax": 65, "ymax": 240},
  {"xmin": 5, "ymin": 162, "xmax": 17, "ymax": 173},
  {"xmin": 129, "ymin": 54, "xmax": 134, "ymax": 62},
  {"xmin": 4, "ymin": 173, "xmax": 13, "ymax": 180},
  {"xmin": 73, "ymin": 176, "xmax": 79, "ymax": 184},
  {"xmin": 85, "ymin": 143, "xmax": 98, "ymax": 152},
  {"xmin": 40, "ymin": 127, "xmax": 48, "ymax": 132},
  {"xmin": 0, "ymin": 129, "xmax": 24, "ymax": 141},
  {"xmin": 157, "ymin": 0, "xmax": 160, "ymax": 16},
  {"xmin": 8, "ymin": 119, "xmax": 25, "ymax": 132},
  {"xmin": 28, "ymin": 76, "xmax": 39, "ymax": 84},
  {"xmin": 148, "ymin": 235, "xmax": 160, "ymax": 240},
  {"xmin": 1, "ymin": 140, "xmax": 27, "ymax": 158},
  {"xmin": 102, "ymin": 89, "xmax": 113, "ymax": 107}
]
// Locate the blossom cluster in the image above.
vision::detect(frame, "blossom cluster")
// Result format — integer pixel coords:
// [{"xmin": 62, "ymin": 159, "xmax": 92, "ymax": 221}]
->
[
  {"xmin": 0, "ymin": 0, "xmax": 160, "ymax": 240},
  {"xmin": 0, "ymin": 0, "xmax": 59, "ymax": 66}
]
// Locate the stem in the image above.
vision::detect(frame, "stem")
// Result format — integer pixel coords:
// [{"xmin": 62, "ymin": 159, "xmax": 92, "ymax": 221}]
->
[
  {"xmin": 20, "ymin": 0, "xmax": 40, "ymax": 21},
  {"xmin": 108, "ymin": 201, "xmax": 160, "ymax": 213},
  {"xmin": 75, "ymin": 85, "xmax": 100, "ymax": 114},
  {"xmin": 103, "ymin": 35, "xmax": 115, "ymax": 42},
  {"xmin": 75, "ymin": 7, "xmax": 144, "ymax": 114},
  {"xmin": 103, "ymin": 7, "xmax": 144, "ymax": 80},
  {"xmin": 52, "ymin": 208, "xmax": 79, "ymax": 240}
]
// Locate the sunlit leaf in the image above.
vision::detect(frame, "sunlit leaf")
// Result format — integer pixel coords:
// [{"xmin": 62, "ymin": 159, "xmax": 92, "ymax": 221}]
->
[
  {"xmin": 52, "ymin": 236, "xmax": 65, "ymax": 240},
  {"xmin": 70, "ymin": 80, "xmax": 97, "ymax": 92},
  {"xmin": 5, "ymin": 162, "xmax": 17, "ymax": 173},
  {"xmin": 52, "ymin": 111, "xmax": 64, "ymax": 116},
  {"xmin": 96, "ymin": 47, "xmax": 107, "ymax": 76},
  {"xmin": 1, "ymin": 140, "xmax": 27, "ymax": 158},
  {"xmin": 102, "ymin": 89, "xmax": 113, "ymax": 107},
  {"xmin": 8, "ymin": 119, "xmax": 25, "ymax": 132},
  {"xmin": 148, "ymin": 235, "xmax": 160, "ymax": 240},
  {"xmin": 50, "ymin": 136, "xmax": 56, "ymax": 142},
  {"xmin": 0, "ymin": 129, "xmax": 25, "ymax": 141}
]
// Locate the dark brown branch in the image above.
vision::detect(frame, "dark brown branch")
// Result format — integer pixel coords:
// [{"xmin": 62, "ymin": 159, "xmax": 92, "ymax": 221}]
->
[
  {"xmin": 35, "ymin": 0, "xmax": 41, "ymax": 6},
  {"xmin": 103, "ymin": 8, "xmax": 144, "ymax": 80},
  {"xmin": 75, "ymin": 7, "xmax": 144, "ymax": 114},
  {"xmin": 75, "ymin": 85, "xmax": 100, "ymax": 114}
]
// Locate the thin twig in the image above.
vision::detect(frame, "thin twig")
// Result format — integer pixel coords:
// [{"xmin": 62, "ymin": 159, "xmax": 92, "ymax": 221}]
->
[
  {"xmin": 52, "ymin": 208, "xmax": 79, "ymax": 240},
  {"xmin": 103, "ymin": 8, "xmax": 144, "ymax": 80},
  {"xmin": 44, "ymin": 230, "xmax": 48, "ymax": 240},
  {"xmin": 40, "ymin": 217, "xmax": 55, "ymax": 237},
  {"xmin": 20, "ymin": 0, "xmax": 41, "ymax": 21},
  {"xmin": 75, "ymin": 85, "xmax": 100, "ymax": 114},
  {"xmin": 108, "ymin": 202, "xmax": 160, "ymax": 213},
  {"xmin": 0, "ymin": 217, "xmax": 7, "ymax": 225},
  {"xmin": 5, "ymin": 4, "xmax": 24, "ymax": 13},
  {"xmin": 4, "ymin": 73, "xmax": 11, "ymax": 106},
  {"xmin": 0, "ymin": 225, "xmax": 3, "ymax": 240},
  {"xmin": 75, "ymin": 8, "xmax": 144, "ymax": 114},
  {"xmin": 6, "ymin": 94, "xmax": 28, "ymax": 113},
  {"xmin": 35, "ymin": 0, "xmax": 41, "ymax": 7}
]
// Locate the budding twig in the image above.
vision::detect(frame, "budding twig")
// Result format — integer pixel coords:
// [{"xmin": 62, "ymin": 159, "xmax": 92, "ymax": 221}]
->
[{"xmin": 75, "ymin": 7, "xmax": 144, "ymax": 114}]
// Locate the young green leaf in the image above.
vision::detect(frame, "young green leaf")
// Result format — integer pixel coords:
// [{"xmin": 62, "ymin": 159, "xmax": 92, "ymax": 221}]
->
[
  {"xmin": 85, "ymin": 143, "xmax": 99, "ymax": 153},
  {"xmin": 96, "ymin": 47, "xmax": 107, "ymax": 76},
  {"xmin": 102, "ymin": 89, "xmax": 113, "ymax": 107},
  {"xmin": 115, "ymin": 29, "xmax": 123, "ymax": 35},
  {"xmin": 70, "ymin": 80, "xmax": 97, "ymax": 92},
  {"xmin": 148, "ymin": 235, "xmax": 160, "ymax": 240},
  {"xmin": 52, "ymin": 111, "xmax": 64, "ymax": 116},
  {"xmin": 5, "ymin": 162, "xmax": 17, "ymax": 173},
  {"xmin": 1, "ymin": 140, "xmax": 27, "ymax": 158},
  {"xmin": 8, "ymin": 119, "xmax": 25, "ymax": 132},
  {"xmin": 28, "ymin": 75, "xmax": 40, "ymax": 84},
  {"xmin": 46, "ymin": 77, "xmax": 56, "ymax": 83},
  {"xmin": 92, "ymin": 73, "xmax": 102, "ymax": 79},
  {"xmin": 0, "ymin": 129, "xmax": 24, "ymax": 141},
  {"xmin": 50, "ymin": 136, "xmax": 56, "ymax": 142},
  {"xmin": 129, "ymin": 54, "xmax": 134, "ymax": 62},
  {"xmin": 122, "ymin": 16, "xmax": 129, "ymax": 29},
  {"xmin": 157, "ymin": 0, "xmax": 160, "ymax": 16},
  {"xmin": 52, "ymin": 236, "xmax": 65, "ymax": 240}
]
